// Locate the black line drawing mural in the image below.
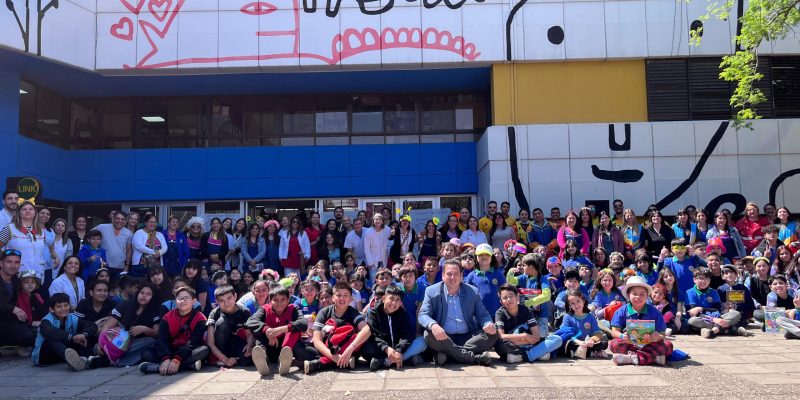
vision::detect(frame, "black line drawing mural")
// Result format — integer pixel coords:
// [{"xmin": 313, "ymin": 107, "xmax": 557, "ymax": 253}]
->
[
  {"xmin": 505, "ymin": 0, "xmax": 528, "ymax": 61},
  {"xmin": 608, "ymin": 123, "xmax": 631, "ymax": 151},
  {"xmin": 769, "ymin": 169, "xmax": 800, "ymax": 206},
  {"xmin": 4, "ymin": 0, "xmax": 59, "ymax": 56},
  {"xmin": 507, "ymin": 120, "xmax": 769, "ymax": 216}
]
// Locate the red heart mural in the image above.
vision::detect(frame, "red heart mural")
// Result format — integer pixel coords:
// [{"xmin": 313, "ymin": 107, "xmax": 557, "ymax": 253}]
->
[
  {"xmin": 110, "ymin": 17, "xmax": 134, "ymax": 41},
  {"xmin": 148, "ymin": 0, "xmax": 172, "ymax": 22},
  {"xmin": 120, "ymin": 0, "xmax": 145, "ymax": 15}
]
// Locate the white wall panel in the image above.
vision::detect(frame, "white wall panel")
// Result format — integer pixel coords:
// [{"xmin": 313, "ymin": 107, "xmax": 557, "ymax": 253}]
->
[
  {"xmin": 604, "ymin": 0, "xmax": 647, "ymax": 58},
  {"xmin": 563, "ymin": 1, "xmax": 605, "ymax": 60}
]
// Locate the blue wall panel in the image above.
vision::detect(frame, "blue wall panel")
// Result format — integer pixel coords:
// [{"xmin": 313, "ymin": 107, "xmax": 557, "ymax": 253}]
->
[{"xmin": 15, "ymin": 137, "xmax": 477, "ymax": 203}]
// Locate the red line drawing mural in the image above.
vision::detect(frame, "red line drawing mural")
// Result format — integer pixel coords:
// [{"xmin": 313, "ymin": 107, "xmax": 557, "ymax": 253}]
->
[{"xmin": 107, "ymin": 0, "xmax": 480, "ymax": 69}]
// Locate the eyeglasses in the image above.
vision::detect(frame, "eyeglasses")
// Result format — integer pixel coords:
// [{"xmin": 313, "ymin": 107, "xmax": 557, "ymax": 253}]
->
[{"xmin": 3, "ymin": 249, "xmax": 21, "ymax": 257}]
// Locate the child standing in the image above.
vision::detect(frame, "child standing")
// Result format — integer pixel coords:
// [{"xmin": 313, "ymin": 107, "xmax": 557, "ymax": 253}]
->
[
  {"xmin": 495, "ymin": 284, "xmax": 562, "ymax": 363},
  {"xmin": 77, "ymin": 230, "xmax": 107, "ymax": 282},
  {"xmin": 685, "ymin": 268, "xmax": 741, "ymax": 338},
  {"xmin": 609, "ymin": 276, "xmax": 672, "ymax": 366},
  {"xmin": 557, "ymin": 289, "xmax": 607, "ymax": 359},
  {"xmin": 32, "ymin": 293, "xmax": 100, "ymax": 371},
  {"xmin": 466, "ymin": 243, "xmax": 506, "ymax": 316}
]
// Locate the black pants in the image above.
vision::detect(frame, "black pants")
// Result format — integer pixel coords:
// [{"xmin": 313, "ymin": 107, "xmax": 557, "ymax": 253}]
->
[
  {"xmin": 494, "ymin": 340, "xmax": 527, "ymax": 359},
  {"xmin": 424, "ymin": 329, "xmax": 497, "ymax": 364},
  {"xmin": 38, "ymin": 338, "xmax": 96, "ymax": 366},
  {"xmin": 252, "ymin": 333, "xmax": 319, "ymax": 363},
  {"xmin": 211, "ymin": 317, "xmax": 251, "ymax": 365},
  {"xmin": 563, "ymin": 339, "xmax": 608, "ymax": 355},
  {"xmin": 178, "ymin": 346, "xmax": 210, "ymax": 370},
  {"xmin": 0, "ymin": 321, "xmax": 35, "ymax": 347}
]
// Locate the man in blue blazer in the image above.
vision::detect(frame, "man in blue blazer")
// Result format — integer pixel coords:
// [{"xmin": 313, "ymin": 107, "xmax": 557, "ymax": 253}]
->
[{"xmin": 418, "ymin": 259, "xmax": 497, "ymax": 366}]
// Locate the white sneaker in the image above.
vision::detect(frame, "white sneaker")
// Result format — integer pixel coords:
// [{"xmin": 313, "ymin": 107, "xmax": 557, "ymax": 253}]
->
[
  {"xmin": 538, "ymin": 353, "xmax": 550, "ymax": 362},
  {"xmin": 655, "ymin": 355, "xmax": 666, "ymax": 366},
  {"xmin": 64, "ymin": 348, "xmax": 87, "ymax": 371},
  {"xmin": 574, "ymin": 345, "xmax": 587, "ymax": 359},
  {"xmin": 664, "ymin": 328, "xmax": 673, "ymax": 337},
  {"xmin": 700, "ymin": 328, "xmax": 713, "ymax": 338},
  {"xmin": 612, "ymin": 352, "xmax": 638, "ymax": 366},
  {"xmin": 252, "ymin": 346, "xmax": 270, "ymax": 376},
  {"xmin": 193, "ymin": 359, "xmax": 203, "ymax": 372},
  {"xmin": 737, "ymin": 327, "xmax": 748, "ymax": 336},
  {"xmin": 506, "ymin": 354, "xmax": 523, "ymax": 364},
  {"xmin": 278, "ymin": 347, "xmax": 293, "ymax": 375}
]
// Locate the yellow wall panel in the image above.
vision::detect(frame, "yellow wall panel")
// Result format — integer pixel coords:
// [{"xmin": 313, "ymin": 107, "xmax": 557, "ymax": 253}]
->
[{"xmin": 491, "ymin": 61, "xmax": 648, "ymax": 125}]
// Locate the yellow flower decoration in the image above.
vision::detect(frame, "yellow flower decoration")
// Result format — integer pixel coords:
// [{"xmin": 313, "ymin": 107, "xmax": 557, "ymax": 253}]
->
[{"xmin": 432, "ymin": 217, "xmax": 440, "ymax": 226}]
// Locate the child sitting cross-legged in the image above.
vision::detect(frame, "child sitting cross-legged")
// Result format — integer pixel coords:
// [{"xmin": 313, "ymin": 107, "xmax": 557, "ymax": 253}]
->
[
  {"xmin": 206, "ymin": 285, "xmax": 255, "ymax": 368},
  {"xmin": 717, "ymin": 264, "xmax": 753, "ymax": 336},
  {"xmin": 139, "ymin": 287, "xmax": 209, "ymax": 375},
  {"xmin": 556, "ymin": 289, "xmax": 607, "ymax": 359},
  {"xmin": 685, "ymin": 268, "xmax": 742, "ymax": 338},
  {"xmin": 589, "ymin": 269, "xmax": 625, "ymax": 322},
  {"xmin": 366, "ymin": 285, "xmax": 426, "ymax": 370},
  {"xmin": 609, "ymin": 276, "xmax": 672, "ymax": 366},
  {"xmin": 495, "ymin": 284, "xmax": 562, "ymax": 363},
  {"xmin": 553, "ymin": 269, "xmax": 582, "ymax": 325},
  {"xmin": 245, "ymin": 285, "xmax": 316, "ymax": 376},
  {"xmin": 32, "ymin": 293, "xmax": 102, "ymax": 371},
  {"xmin": 776, "ymin": 291, "xmax": 800, "ymax": 339}
]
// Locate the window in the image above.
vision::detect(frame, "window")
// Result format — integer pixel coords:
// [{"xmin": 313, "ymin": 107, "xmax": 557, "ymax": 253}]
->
[
  {"xmin": 322, "ymin": 199, "xmax": 358, "ymax": 211},
  {"xmin": 70, "ymin": 101, "xmax": 98, "ymax": 142},
  {"xmin": 101, "ymin": 100, "xmax": 133, "ymax": 149},
  {"xmin": 138, "ymin": 100, "xmax": 168, "ymax": 148},
  {"xmin": 422, "ymin": 95, "xmax": 454, "ymax": 131},
  {"xmin": 384, "ymin": 95, "xmax": 415, "ymax": 132},
  {"xmin": 440, "ymin": 196, "xmax": 471, "ymax": 213},
  {"xmin": 205, "ymin": 201, "xmax": 241, "ymax": 214},
  {"xmin": 352, "ymin": 96, "xmax": 383, "ymax": 133},
  {"xmin": 316, "ymin": 108, "xmax": 348, "ymax": 133},
  {"xmin": 210, "ymin": 99, "xmax": 244, "ymax": 147},
  {"xmin": 646, "ymin": 59, "xmax": 690, "ymax": 121},
  {"xmin": 688, "ymin": 58, "xmax": 733, "ymax": 120},
  {"xmin": 19, "ymin": 81, "xmax": 36, "ymax": 134},
  {"xmin": 772, "ymin": 56, "xmax": 800, "ymax": 118},
  {"xmin": 282, "ymin": 110, "xmax": 315, "ymax": 135},
  {"xmin": 34, "ymin": 87, "xmax": 64, "ymax": 145},
  {"xmin": 73, "ymin": 203, "xmax": 123, "ymax": 226}
]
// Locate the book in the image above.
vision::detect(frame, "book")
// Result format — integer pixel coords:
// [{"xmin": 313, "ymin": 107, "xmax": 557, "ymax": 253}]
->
[
  {"xmin": 763, "ymin": 307, "xmax": 786, "ymax": 334},
  {"xmin": 726, "ymin": 290, "xmax": 744, "ymax": 304},
  {"xmin": 626, "ymin": 320, "xmax": 656, "ymax": 347}
]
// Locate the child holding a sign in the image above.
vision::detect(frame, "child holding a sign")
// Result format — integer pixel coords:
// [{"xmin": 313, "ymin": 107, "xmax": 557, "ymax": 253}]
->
[
  {"xmin": 717, "ymin": 264, "xmax": 754, "ymax": 335},
  {"xmin": 775, "ymin": 292, "xmax": 800, "ymax": 339},
  {"xmin": 685, "ymin": 268, "xmax": 741, "ymax": 338},
  {"xmin": 608, "ymin": 276, "xmax": 672, "ymax": 366}
]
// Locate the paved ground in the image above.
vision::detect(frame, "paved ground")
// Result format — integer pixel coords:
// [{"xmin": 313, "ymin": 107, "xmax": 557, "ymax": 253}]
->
[{"xmin": 2, "ymin": 327, "xmax": 800, "ymax": 400}]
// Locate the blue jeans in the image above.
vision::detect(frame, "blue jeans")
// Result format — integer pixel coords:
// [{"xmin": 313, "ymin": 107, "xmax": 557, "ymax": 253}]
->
[
  {"xmin": 402, "ymin": 336, "xmax": 428, "ymax": 361},
  {"xmin": 524, "ymin": 334, "xmax": 562, "ymax": 361},
  {"xmin": 117, "ymin": 337, "xmax": 156, "ymax": 367}
]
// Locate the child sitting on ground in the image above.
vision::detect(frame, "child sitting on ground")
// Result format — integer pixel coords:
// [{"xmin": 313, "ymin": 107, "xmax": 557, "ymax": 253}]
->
[
  {"xmin": 649, "ymin": 284, "xmax": 675, "ymax": 336},
  {"xmin": 755, "ymin": 274, "xmax": 796, "ymax": 324},
  {"xmin": 609, "ymin": 276, "xmax": 672, "ymax": 366},
  {"xmin": 398, "ymin": 266, "xmax": 425, "ymax": 336},
  {"xmin": 32, "ymin": 293, "xmax": 100, "ymax": 371},
  {"xmin": 507, "ymin": 253, "xmax": 552, "ymax": 336},
  {"xmin": 746, "ymin": 257, "xmax": 772, "ymax": 315},
  {"xmin": 111, "ymin": 275, "xmax": 139, "ymax": 305},
  {"xmin": 776, "ymin": 292, "xmax": 800, "ymax": 339},
  {"xmin": 590, "ymin": 269, "xmax": 625, "ymax": 322},
  {"xmin": 685, "ymin": 268, "xmax": 741, "ymax": 339},
  {"xmin": 717, "ymin": 264, "xmax": 753, "ymax": 336},
  {"xmin": 139, "ymin": 287, "xmax": 209, "ymax": 375},
  {"xmin": 366, "ymin": 285, "xmax": 426, "ymax": 370},
  {"xmin": 74, "ymin": 279, "xmax": 114, "ymax": 327},
  {"xmin": 495, "ymin": 284, "xmax": 562, "ymax": 363},
  {"xmin": 635, "ymin": 254, "xmax": 658, "ymax": 286},
  {"xmin": 206, "ymin": 286, "xmax": 255, "ymax": 368},
  {"xmin": 553, "ymin": 269, "xmax": 582, "ymax": 325},
  {"xmin": 656, "ymin": 268, "xmax": 685, "ymax": 334},
  {"xmin": 578, "ymin": 264, "xmax": 594, "ymax": 297},
  {"xmin": 417, "ymin": 256, "xmax": 441, "ymax": 287},
  {"xmin": 16, "ymin": 270, "xmax": 46, "ymax": 329},
  {"xmin": 556, "ymin": 289, "xmax": 607, "ymax": 359}
]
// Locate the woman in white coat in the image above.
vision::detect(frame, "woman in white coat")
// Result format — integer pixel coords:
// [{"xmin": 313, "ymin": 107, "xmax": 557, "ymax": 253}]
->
[
  {"xmin": 279, "ymin": 216, "xmax": 311, "ymax": 277},
  {"xmin": 49, "ymin": 255, "xmax": 84, "ymax": 309},
  {"xmin": 131, "ymin": 214, "xmax": 168, "ymax": 278}
]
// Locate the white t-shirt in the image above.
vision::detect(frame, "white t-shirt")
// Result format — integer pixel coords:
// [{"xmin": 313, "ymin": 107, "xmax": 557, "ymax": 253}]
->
[
  {"xmin": 344, "ymin": 229, "xmax": 366, "ymax": 265},
  {"xmin": 94, "ymin": 224, "xmax": 132, "ymax": 269}
]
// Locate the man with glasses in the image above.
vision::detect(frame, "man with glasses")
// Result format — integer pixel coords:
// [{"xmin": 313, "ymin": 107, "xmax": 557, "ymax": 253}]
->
[
  {"xmin": 0, "ymin": 249, "xmax": 35, "ymax": 350},
  {"xmin": 612, "ymin": 199, "xmax": 625, "ymax": 227},
  {"xmin": 0, "ymin": 189, "xmax": 19, "ymax": 228}
]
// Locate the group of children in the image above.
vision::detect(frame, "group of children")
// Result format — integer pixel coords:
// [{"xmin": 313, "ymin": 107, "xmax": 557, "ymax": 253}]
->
[{"xmin": 19, "ymin": 222, "xmax": 800, "ymax": 375}]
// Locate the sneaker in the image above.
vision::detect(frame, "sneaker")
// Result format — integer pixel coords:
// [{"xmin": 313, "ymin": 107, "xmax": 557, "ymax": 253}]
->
[
  {"xmin": 303, "ymin": 359, "xmax": 321, "ymax": 375},
  {"xmin": 369, "ymin": 357, "xmax": 384, "ymax": 371},
  {"xmin": 655, "ymin": 355, "xmax": 666, "ymax": 366},
  {"xmin": 590, "ymin": 350, "xmax": 609, "ymax": 359},
  {"xmin": 612, "ymin": 352, "xmax": 639, "ymax": 366},
  {"xmin": 193, "ymin": 359, "xmax": 203, "ymax": 372},
  {"xmin": 506, "ymin": 354, "xmax": 523, "ymax": 364},
  {"xmin": 87, "ymin": 355, "xmax": 110, "ymax": 369},
  {"xmin": 278, "ymin": 347, "xmax": 293, "ymax": 375},
  {"xmin": 664, "ymin": 328, "xmax": 673, "ymax": 337},
  {"xmin": 139, "ymin": 361, "xmax": 160, "ymax": 374},
  {"xmin": 64, "ymin": 348, "xmax": 87, "ymax": 371},
  {"xmin": 574, "ymin": 345, "xmax": 587, "ymax": 359},
  {"xmin": 737, "ymin": 327, "xmax": 749, "ymax": 337},
  {"xmin": 700, "ymin": 328, "xmax": 714, "ymax": 339},
  {"xmin": 252, "ymin": 346, "xmax": 270, "ymax": 376},
  {"xmin": 538, "ymin": 353, "xmax": 550, "ymax": 362},
  {"xmin": 348, "ymin": 356, "xmax": 357, "ymax": 369},
  {"xmin": 409, "ymin": 355, "xmax": 424, "ymax": 366},
  {"xmin": 434, "ymin": 352, "xmax": 447, "ymax": 366},
  {"xmin": 474, "ymin": 351, "xmax": 492, "ymax": 366}
]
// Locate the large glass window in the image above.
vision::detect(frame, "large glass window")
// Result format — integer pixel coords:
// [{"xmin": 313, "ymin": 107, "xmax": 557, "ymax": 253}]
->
[
  {"xmin": 34, "ymin": 87, "xmax": 63, "ymax": 145},
  {"xmin": 101, "ymin": 100, "xmax": 133, "ymax": 149},
  {"xmin": 282, "ymin": 110, "xmax": 315, "ymax": 135},
  {"xmin": 384, "ymin": 95, "xmax": 416, "ymax": 132},
  {"xmin": 19, "ymin": 81, "xmax": 36, "ymax": 135},
  {"xmin": 210, "ymin": 99, "xmax": 244, "ymax": 147},
  {"xmin": 352, "ymin": 96, "xmax": 383, "ymax": 133}
]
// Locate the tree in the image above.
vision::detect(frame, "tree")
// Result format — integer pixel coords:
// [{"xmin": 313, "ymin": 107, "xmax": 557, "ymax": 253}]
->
[{"xmin": 692, "ymin": 0, "xmax": 800, "ymax": 128}]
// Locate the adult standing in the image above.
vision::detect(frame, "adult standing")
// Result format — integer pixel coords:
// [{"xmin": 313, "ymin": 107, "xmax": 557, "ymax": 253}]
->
[
  {"xmin": 515, "ymin": 209, "xmax": 533, "ymax": 246},
  {"xmin": 0, "ymin": 249, "xmax": 35, "ymax": 348},
  {"xmin": 240, "ymin": 223, "xmax": 266, "ymax": 272},
  {"xmin": 439, "ymin": 213, "xmax": 462, "ymax": 243},
  {"xmin": 489, "ymin": 213, "xmax": 515, "ymax": 248},
  {"xmin": 735, "ymin": 202, "xmax": 770, "ymax": 255},
  {"xmin": 95, "ymin": 211, "xmax": 133, "ymax": 280},
  {"xmin": 67, "ymin": 215, "xmax": 89, "ymax": 261},
  {"xmin": 592, "ymin": 211, "xmax": 623, "ymax": 255},
  {"xmin": 639, "ymin": 210, "xmax": 674, "ymax": 261},
  {"xmin": 0, "ymin": 189, "xmax": 19, "ymax": 228},
  {"xmin": 51, "ymin": 218, "xmax": 73, "ymax": 275},
  {"xmin": 279, "ymin": 217, "xmax": 311, "ymax": 277},
  {"xmin": 263, "ymin": 220, "xmax": 282, "ymax": 274},
  {"xmin": 0, "ymin": 202, "xmax": 48, "ymax": 281},
  {"xmin": 478, "ymin": 201, "xmax": 498, "ymax": 235},
  {"xmin": 556, "ymin": 211, "xmax": 590, "ymax": 258},
  {"xmin": 131, "ymin": 215, "xmax": 168, "ymax": 278},
  {"xmin": 161, "ymin": 215, "xmax": 189, "ymax": 277},
  {"xmin": 126, "ymin": 212, "xmax": 140, "ymax": 235},
  {"xmin": 707, "ymin": 211, "xmax": 746, "ymax": 261},
  {"xmin": 460, "ymin": 216, "xmax": 487, "ymax": 247},
  {"xmin": 612, "ymin": 199, "xmax": 625, "ymax": 227},
  {"xmin": 201, "ymin": 218, "xmax": 230, "ymax": 269},
  {"xmin": 390, "ymin": 216, "xmax": 416, "ymax": 264},
  {"xmin": 185, "ymin": 217, "xmax": 204, "ymax": 261},
  {"xmin": 344, "ymin": 217, "xmax": 366, "ymax": 266},
  {"xmin": 305, "ymin": 212, "xmax": 322, "ymax": 266},
  {"xmin": 458, "ymin": 208, "xmax": 471, "ymax": 232},
  {"xmin": 418, "ymin": 259, "xmax": 497, "ymax": 366},
  {"xmin": 500, "ymin": 202, "xmax": 517, "ymax": 229},
  {"xmin": 620, "ymin": 208, "xmax": 641, "ymax": 262},
  {"xmin": 364, "ymin": 214, "xmax": 391, "ymax": 281}
]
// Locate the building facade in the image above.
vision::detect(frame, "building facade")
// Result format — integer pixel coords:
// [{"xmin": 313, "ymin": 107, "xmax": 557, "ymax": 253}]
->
[{"xmin": 1, "ymin": 0, "xmax": 799, "ymax": 224}]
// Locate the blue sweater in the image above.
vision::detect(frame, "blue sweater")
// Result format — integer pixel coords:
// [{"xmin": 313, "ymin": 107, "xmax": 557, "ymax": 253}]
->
[
  {"xmin": 77, "ymin": 245, "xmax": 107, "ymax": 281},
  {"xmin": 465, "ymin": 268, "xmax": 506, "ymax": 316},
  {"xmin": 559, "ymin": 312, "xmax": 602, "ymax": 341},
  {"xmin": 591, "ymin": 289, "xmax": 624, "ymax": 309},
  {"xmin": 685, "ymin": 286, "xmax": 722, "ymax": 317},
  {"xmin": 662, "ymin": 255, "xmax": 702, "ymax": 295},
  {"xmin": 717, "ymin": 282, "xmax": 755, "ymax": 317}
]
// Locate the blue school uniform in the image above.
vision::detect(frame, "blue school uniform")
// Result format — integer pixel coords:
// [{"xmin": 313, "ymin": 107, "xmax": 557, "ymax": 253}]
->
[
  {"xmin": 662, "ymin": 255, "xmax": 701, "ymax": 295},
  {"xmin": 417, "ymin": 274, "xmax": 440, "ymax": 289},
  {"xmin": 560, "ymin": 312, "xmax": 602, "ymax": 341},
  {"xmin": 465, "ymin": 268, "xmax": 506, "ymax": 316},
  {"xmin": 611, "ymin": 303, "xmax": 667, "ymax": 333},
  {"xmin": 579, "ymin": 280, "xmax": 593, "ymax": 297},
  {"xmin": 685, "ymin": 286, "xmax": 722, "ymax": 318},
  {"xmin": 512, "ymin": 273, "xmax": 552, "ymax": 319},
  {"xmin": 544, "ymin": 272, "xmax": 565, "ymax": 299},
  {"xmin": 77, "ymin": 245, "xmax": 107, "ymax": 281},
  {"xmin": 717, "ymin": 282, "xmax": 755, "ymax": 320},
  {"xmin": 637, "ymin": 269, "xmax": 659, "ymax": 286},
  {"xmin": 554, "ymin": 290, "xmax": 569, "ymax": 314},
  {"xmin": 400, "ymin": 283, "xmax": 426, "ymax": 333},
  {"xmin": 591, "ymin": 289, "xmax": 625, "ymax": 310},
  {"xmin": 562, "ymin": 256, "xmax": 594, "ymax": 271}
]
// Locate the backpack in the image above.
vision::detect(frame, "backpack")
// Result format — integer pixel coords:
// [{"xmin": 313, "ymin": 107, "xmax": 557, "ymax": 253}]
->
[
  {"xmin": 322, "ymin": 318, "xmax": 361, "ymax": 360},
  {"xmin": 99, "ymin": 326, "xmax": 131, "ymax": 363}
]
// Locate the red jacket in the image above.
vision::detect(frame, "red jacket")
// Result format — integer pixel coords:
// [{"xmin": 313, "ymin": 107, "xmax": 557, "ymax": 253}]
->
[{"xmin": 735, "ymin": 217, "xmax": 770, "ymax": 254}]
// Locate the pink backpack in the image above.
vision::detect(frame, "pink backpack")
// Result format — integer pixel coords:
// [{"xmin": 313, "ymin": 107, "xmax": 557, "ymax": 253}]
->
[{"xmin": 99, "ymin": 327, "xmax": 131, "ymax": 363}]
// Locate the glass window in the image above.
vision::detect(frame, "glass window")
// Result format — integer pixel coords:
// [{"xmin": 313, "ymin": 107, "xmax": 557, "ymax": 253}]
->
[
  {"xmin": 73, "ymin": 203, "xmax": 123, "ymax": 227},
  {"xmin": 138, "ymin": 100, "xmax": 168, "ymax": 147},
  {"xmin": 35, "ymin": 87, "xmax": 63, "ymax": 145},
  {"xmin": 440, "ymin": 196, "xmax": 471, "ymax": 213},
  {"xmin": 350, "ymin": 136, "xmax": 383, "ymax": 145},
  {"xmin": 384, "ymin": 95, "xmax": 416, "ymax": 132},
  {"xmin": 19, "ymin": 81, "xmax": 36, "ymax": 134},
  {"xmin": 244, "ymin": 110, "xmax": 277, "ymax": 146},
  {"xmin": 70, "ymin": 100, "xmax": 98, "ymax": 141},
  {"xmin": 316, "ymin": 108, "xmax": 347, "ymax": 133},
  {"xmin": 455, "ymin": 108, "xmax": 474, "ymax": 130},
  {"xmin": 102, "ymin": 100, "xmax": 133, "ymax": 140},
  {"xmin": 322, "ymin": 199, "xmax": 358, "ymax": 211},
  {"xmin": 281, "ymin": 137, "xmax": 314, "ymax": 146},
  {"xmin": 385, "ymin": 135, "xmax": 419, "ymax": 144},
  {"xmin": 168, "ymin": 99, "xmax": 202, "ymax": 136},
  {"xmin": 420, "ymin": 134, "xmax": 453, "ymax": 143},
  {"xmin": 168, "ymin": 205, "xmax": 197, "ymax": 228},
  {"xmin": 205, "ymin": 201, "xmax": 240, "ymax": 214},
  {"xmin": 352, "ymin": 96, "xmax": 383, "ymax": 133},
  {"xmin": 422, "ymin": 95, "xmax": 454, "ymax": 131},
  {"xmin": 210, "ymin": 99, "xmax": 243, "ymax": 147},
  {"xmin": 283, "ymin": 111, "xmax": 315, "ymax": 135},
  {"xmin": 316, "ymin": 136, "xmax": 349, "ymax": 145}
]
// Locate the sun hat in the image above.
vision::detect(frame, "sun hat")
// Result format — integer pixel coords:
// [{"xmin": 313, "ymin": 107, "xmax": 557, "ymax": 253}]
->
[
  {"xmin": 263, "ymin": 220, "xmax": 280, "ymax": 230},
  {"xmin": 621, "ymin": 275, "xmax": 653, "ymax": 299},
  {"xmin": 475, "ymin": 243, "xmax": 493, "ymax": 256}
]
